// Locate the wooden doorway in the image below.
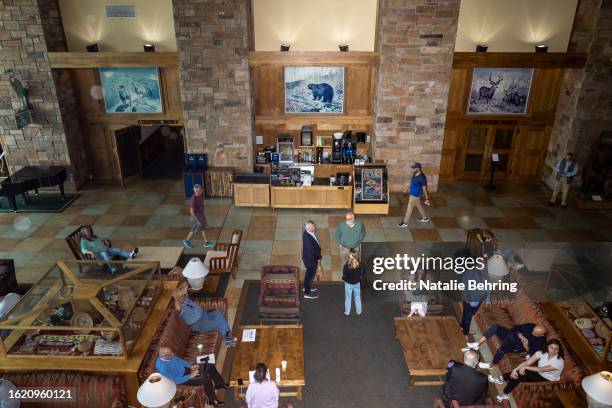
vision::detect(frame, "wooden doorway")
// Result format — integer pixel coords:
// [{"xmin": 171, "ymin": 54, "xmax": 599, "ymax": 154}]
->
[
  {"xmin": 458, "ymin": 124, "xmax": 519, "ymax": 180},
  {"xmin": 114, "ymin": 125, "xmax": 140, "ymax": 187}
]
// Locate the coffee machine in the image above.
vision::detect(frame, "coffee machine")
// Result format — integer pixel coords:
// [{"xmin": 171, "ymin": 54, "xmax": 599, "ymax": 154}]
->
[{"xmin": 332, "ymin": 132, "xmax": 343, "ymax": 163}]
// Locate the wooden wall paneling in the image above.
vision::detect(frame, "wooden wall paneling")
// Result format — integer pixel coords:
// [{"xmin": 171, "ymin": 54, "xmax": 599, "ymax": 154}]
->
[
  {"xmin": 528, "ymin": 69, "xmax": 563, "ymax": 117},
  {"xmin": 440, "ymin": 126, "xmax": 461, "ymax": 179},
  {"xmin": 345, "ymin": 66, "xmax": 373, "ymax": 115},
  {"xmin": 161, "ymin": 66, "xmax": 183, "ymax": 115},
  {"xmin": 83, "ymin": 124, "xmax": 119, "ymax": 181},
  {"xmin": 254, "ymin": 66, "xmax": 283, "ymax": 116},
  {"xmin": 446, "ymin": 69, "xmax": 470, "ymax": 116},
  {"xmin": 49, "ymin": 52, "xmax": 179, "ymax": 68},
  {"xmin": 452, "ymin": 52, "xmax": 588, "ymax": 69},
  {"xmin": 249, "ymin": 52, "xmax": 380, "ymax": 67}
]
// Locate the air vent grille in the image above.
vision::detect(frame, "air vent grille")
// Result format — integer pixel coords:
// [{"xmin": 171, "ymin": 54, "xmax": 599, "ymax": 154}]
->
[{"xmin": 105, "ymin": 4, "xmax": 136, "ymax": 19}]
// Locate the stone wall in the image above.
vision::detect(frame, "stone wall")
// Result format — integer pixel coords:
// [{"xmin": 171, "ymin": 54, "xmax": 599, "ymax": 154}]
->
[
  {"xmin": 0, "ymin": 0, "xmax": 76, "ymax": 188},
  {"xmin": 373, "ymin": 0, "xmax": 460, "ymax": 192},
  {"xmin": 38, "ymin": 0, "xmax": 89, "ymax": 188},
  {"xmin": 546, "ymin": 0, "xmax": 612, "ymax": 187},
  {"xmin": 172, "ymin": 0, "xmax": 254, "ymax": 170}
]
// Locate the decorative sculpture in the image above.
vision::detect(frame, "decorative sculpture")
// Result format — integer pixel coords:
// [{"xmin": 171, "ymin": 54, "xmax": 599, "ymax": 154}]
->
[{"xmin": 5, "ymin": 68, "xmax": 32, "ymax": 128}]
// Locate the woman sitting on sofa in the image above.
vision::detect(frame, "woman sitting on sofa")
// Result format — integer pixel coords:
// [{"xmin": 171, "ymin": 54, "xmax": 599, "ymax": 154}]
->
[
  {"xmin": 173, "ymin": 281, "xmax": 237, "ymax": 347},
  {"xmin": 488, "ymin": 339, "xmax": 564, "ymax": 402}
]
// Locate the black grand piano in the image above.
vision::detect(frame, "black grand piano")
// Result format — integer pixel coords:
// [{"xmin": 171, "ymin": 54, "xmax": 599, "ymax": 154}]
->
[{"xmin": 0, "ymin": 166, "xmax": 67, "ymax": 212}]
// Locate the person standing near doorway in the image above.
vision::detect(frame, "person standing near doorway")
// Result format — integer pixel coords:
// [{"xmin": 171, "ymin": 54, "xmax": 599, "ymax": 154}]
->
[
  {"xmin": 334, "ymin": 209, "xmax": 366, "ymax": 266},
  {"xmin": 549, "ymin": 152, "xmax": 578, "ymax": 208},
  {"xmin": 184, "ymin": 184, "xmax": 214, "ymax": 249},
  {"xmin": 302, "ymin": 221, "xmax": 321, "ymax": 299},
  {"xmin": 398, "ymin": 162, "xmax": 430, "ymax": 228}
]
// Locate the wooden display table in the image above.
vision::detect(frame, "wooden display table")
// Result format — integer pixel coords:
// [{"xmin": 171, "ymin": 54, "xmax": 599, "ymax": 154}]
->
[
  {"xmin": 229, "ymin": 324, "xmax": 305, "ymax": 399},
  {"xmin": 0, "ymin": 280, "xmax": 177, "ymax": 408},
  {"xmin": 271, "ymin": 185, "xmax": 352, "ymax": 209},
  {"xmin": 394, "ymin": 316, "xmax": 466, "ymax": 386},
  {"xmin": 129, "ymin": 246, "xmax": 183, "ymax": 269}
]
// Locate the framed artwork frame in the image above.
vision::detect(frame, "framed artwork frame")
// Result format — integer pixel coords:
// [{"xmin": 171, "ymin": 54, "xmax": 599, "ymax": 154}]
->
[
  {"xmin": 467, "ymin": 67, "xmax": 534, "ymax": 115},
  {"xmin": 284, "ymin": 67, "xmax": 345, "ymax": 114},
  {"xmin": 99, "ymin": 67, "xmax": 163, "ymax": 114},
  {"xmin": 361, "ymin": 168, "xmax": 384, "ymax": 201}
]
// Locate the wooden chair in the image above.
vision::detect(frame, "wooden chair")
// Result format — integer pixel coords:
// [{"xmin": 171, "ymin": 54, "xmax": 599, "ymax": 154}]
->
[
  {"xmin": 207, "ymin": 229, "xmax": 242, "ymax": 279},
  {"xmin": 65, "ymin": 225, "xmax": 120, "ymax": 261}
]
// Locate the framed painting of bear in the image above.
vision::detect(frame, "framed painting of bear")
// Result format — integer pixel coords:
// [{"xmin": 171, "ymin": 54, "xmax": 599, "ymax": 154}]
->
[{"xmin": 284, "ymin": 67, "xmax": 344, "ymax": 113}]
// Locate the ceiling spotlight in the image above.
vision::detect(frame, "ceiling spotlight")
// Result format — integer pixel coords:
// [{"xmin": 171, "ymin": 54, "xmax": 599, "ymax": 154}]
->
[
  {"xmin": 339, "ymin": 44, "xmax": 349, "ymax": 52},
  {"xmin": 144, "ymin": 43, "xmax": 156, "ymax": 52},
  {"xmin": 86, "ymin": 43, "xmax": 99, "ymax": 52},
  {"xmin": 280, "ymin": 43, "xmax": 290, "ymax": 52},
  {"xmin": 535, "ymin": 44, "xmax": 548, "ymax": 53},
  {"xmin": 475, "ymin": 44, "xmax": 488, "ymax": 52}
]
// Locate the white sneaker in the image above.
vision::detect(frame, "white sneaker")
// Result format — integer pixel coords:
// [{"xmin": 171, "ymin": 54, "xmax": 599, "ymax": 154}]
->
[
  {"xmin": 302, "ymin": 288, "xmax": 318, "ymax": 293},
  {"xmin": 496, "ymin": 393, "xmax": 510, "ymax": 402},
  {"xmin": 478, "ymin": 362, "xmax": 491, "ymax": 369},
  {"xmin": 417, "ymin": 217, "xmax": 430, "ymax": 223},
  {"xmin": 488, "ymin": 375, "xmax": 504, "ymax": 385},
  {"xmin": 129, "ymin": 247, "xmax": 139, "ymax": 259}
]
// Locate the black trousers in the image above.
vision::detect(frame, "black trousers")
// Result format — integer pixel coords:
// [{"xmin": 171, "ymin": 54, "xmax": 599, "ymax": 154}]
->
[
  {"xmin": 303, "ymin": 262, "xmax": 316, "ymax": 294},
  {"xmin": 460, "ymin": 302, "xmax": 481, "ymax": 335},
  {"xmin": 502, "ymin": 370, "xmax": 546, "ymax": 394},
  {"xmin": 183, "ymin": 363, "xmax": 225, "ymax": 402}
]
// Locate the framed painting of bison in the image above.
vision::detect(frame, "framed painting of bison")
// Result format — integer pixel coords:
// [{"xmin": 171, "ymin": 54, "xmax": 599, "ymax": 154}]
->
[
  {"xmin": 467, "ymin": 67, "xmax": 533, "ymax": 115},
  {"xmin": 99, "ymin": 67, "xmax": 163, "ymax": 114},
  {"xmin": 284, "ymin": 67, "xmax": 344, "ymax": 113}
]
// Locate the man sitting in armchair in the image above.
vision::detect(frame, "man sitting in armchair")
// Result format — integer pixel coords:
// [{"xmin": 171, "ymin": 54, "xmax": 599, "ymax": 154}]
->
[
  {"xmin": 441, "ymin": 350, "xmax": 488, "ymax": 407},
  {"xmin": 155, "ymin": 346, "xmax": 229, "ymax": 407},
  {"xmin": 79, "ymin": 226, "xmax": 138, "ymax": 274}
]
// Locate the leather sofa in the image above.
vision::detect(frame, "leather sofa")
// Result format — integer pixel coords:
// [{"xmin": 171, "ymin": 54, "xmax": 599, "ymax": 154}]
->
[
  {"xmin": 473, "ymin": 272, "xmax": 584, "ymax": 407},
  {"xmin": 1, "ymin": 371, "xmax": 126, "ymax": 407},
  {"xmin": 433, "ymin": 396, "xmax": 510, "ymax": 408},
  {"xmin": 139, "ymin": 297, "xmax": 227, "ymax": 408}
]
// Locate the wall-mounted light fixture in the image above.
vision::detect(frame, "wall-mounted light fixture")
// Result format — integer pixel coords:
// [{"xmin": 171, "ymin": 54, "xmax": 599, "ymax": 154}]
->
[
  {"xmin": 339, "ymin": 44, "xmax": 349, "ymax": 52},
  {"xmin": 280, "ymin": 43, "xmax": 290, "ymax": 52},
  {"xmin": 86, "ymin": 43, "xmax": 99, "ymax": 52},
  {"xmin": 475, "ymin": 44, "xmax": 488, "ymax": 52},
  {"xmin": 535, "ymin": 44, "xmax": 548, "ymax": 53},
  {"xmin": 144, "ymin": 43, "xmax": 156, "ymax": 52}
]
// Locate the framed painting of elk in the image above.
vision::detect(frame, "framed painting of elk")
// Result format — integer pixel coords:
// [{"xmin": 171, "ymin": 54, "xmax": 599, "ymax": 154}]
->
[{"xmin": 467, "ymin": 67, "xmax": 534, "ymax": 115}]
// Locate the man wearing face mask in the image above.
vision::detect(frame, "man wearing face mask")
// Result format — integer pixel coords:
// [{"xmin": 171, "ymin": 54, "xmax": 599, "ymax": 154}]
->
[
  {"xmin": 398, "ymin": 162, "xmax": 430, "ymax": 228},
  {"xmin": 334, "ymin": 209, "xmax": 366, "ymax": 266}
]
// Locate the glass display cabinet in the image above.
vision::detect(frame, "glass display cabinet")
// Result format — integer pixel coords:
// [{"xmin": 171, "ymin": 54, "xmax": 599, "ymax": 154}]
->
[{"xmin": 0, "ymin": 260, "xmax": 162, "ymax": 359}]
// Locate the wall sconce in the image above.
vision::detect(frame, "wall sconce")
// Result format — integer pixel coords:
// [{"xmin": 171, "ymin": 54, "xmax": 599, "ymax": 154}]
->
[
  {"xmin": 475, "ymin": 44, "xmax": 488, "ymax": 52},
  {"xmin": 86, "ymin": 43, "xmax": 99, "ymax": 52},
  {"xmin": 535, "ymin": 44, "xmax": 548, "ymax": 53},
  {"xmin": 144, "ymin": 43, "xmax": 156, "ymax": 52},
  {"xmin": 280, "ymin": 43, "xmax": 290, "ymax": 52},
  {"xmin": 339, "ymin": 44, "xmax": 349, "ymax": 52}
]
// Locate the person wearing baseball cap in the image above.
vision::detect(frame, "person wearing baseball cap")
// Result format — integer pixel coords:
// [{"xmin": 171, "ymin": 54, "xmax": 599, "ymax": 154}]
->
[{"xmin": 398, "ymin": 162, "xmax": 430, "ymax": 228}]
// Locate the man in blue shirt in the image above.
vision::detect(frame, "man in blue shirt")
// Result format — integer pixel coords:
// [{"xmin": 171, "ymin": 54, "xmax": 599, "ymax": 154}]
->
[
  {"xmin": 398, "ymin": 162, "xmax": 431, "ymax": 227},
  {"xmin": 549, "ymin": 152, "xmax": 578, "ymax": 208},
  {"xmin": 155, "ymin": 346, "xmax": 228, "ymax": 406}
]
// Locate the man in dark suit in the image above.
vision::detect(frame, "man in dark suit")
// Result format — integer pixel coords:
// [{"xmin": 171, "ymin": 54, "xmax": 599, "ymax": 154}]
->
[
  {"xmin": 441, "ymin": 350, "xmax": 488, "ymax": 407},
  {"xmin": 302, "ymin": 220, "xmax": 321, "ymax": 299}
]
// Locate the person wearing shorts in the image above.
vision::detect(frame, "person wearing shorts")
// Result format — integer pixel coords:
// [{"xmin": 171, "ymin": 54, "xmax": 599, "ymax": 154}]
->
[{"xmin": 184, "ymin": 184, "xmax": 214, "ymax": 248}]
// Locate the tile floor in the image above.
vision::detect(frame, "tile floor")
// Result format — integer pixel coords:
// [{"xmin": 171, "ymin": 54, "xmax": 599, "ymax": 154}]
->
[{"xmin": 1, "ymin": 179, "xmax": 611, "ymax": 284}]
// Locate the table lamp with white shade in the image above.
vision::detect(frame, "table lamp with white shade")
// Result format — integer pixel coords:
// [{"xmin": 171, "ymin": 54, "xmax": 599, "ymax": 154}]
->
[
  {"xmin": 487, "ymin": 254, "xmax": 509, "ymax": 277},
  {"xmin": 182, "ymin": 257, "xmax": 209, "ymax": 290},
  {"xmin": 137, "ymin": 373, "xmax": 176, "ymax": 408},
  {"xmin": 583, "ymin": 371, "xmax": 612, "ymax": 408}
]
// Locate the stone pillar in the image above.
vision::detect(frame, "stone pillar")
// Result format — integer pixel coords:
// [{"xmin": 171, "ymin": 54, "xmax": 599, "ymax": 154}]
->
[
  {"xmin": 38, "ymin": 0, "xmax": 89, "ymax": 188},
  {"xmin": 172, "ymin": 0, "xmax": 254, "ymax": 170},
  {"xmin": 374, "ymin": 0, "xmax": 460, "ymax": 192},
  {"xmin": 545, "ymin": 0, "xmax": 611, "ymax": 187},
  {"xmin": 0, "ymin": 0, "xmax": 80, "ymax": 189}
]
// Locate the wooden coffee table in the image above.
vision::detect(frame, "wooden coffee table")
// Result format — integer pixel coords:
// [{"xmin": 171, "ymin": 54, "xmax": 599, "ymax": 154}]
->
[
  {"xmin": 229, "ymin": 325, "xmax": 305, "ymax": 399},
  {"xmin": 394, "ymin": 316, "xmax": 466, "ymax": 386},
  {"xmin": 129, "ymin": 246, "xmax": 183, "ymax": 270}
]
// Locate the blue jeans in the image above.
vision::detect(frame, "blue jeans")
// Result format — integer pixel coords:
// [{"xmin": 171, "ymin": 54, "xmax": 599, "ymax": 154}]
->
[
  {"xmin": 191, "ymin": 310, "xmax": 231, "ymax": 340},
  {"xmin": 344, "ymin": 282, "xmax": 362, "ymax": 315},
  {"xmin": 95, "ymin": 248, "xmax": 130, "ymax": 272}
]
